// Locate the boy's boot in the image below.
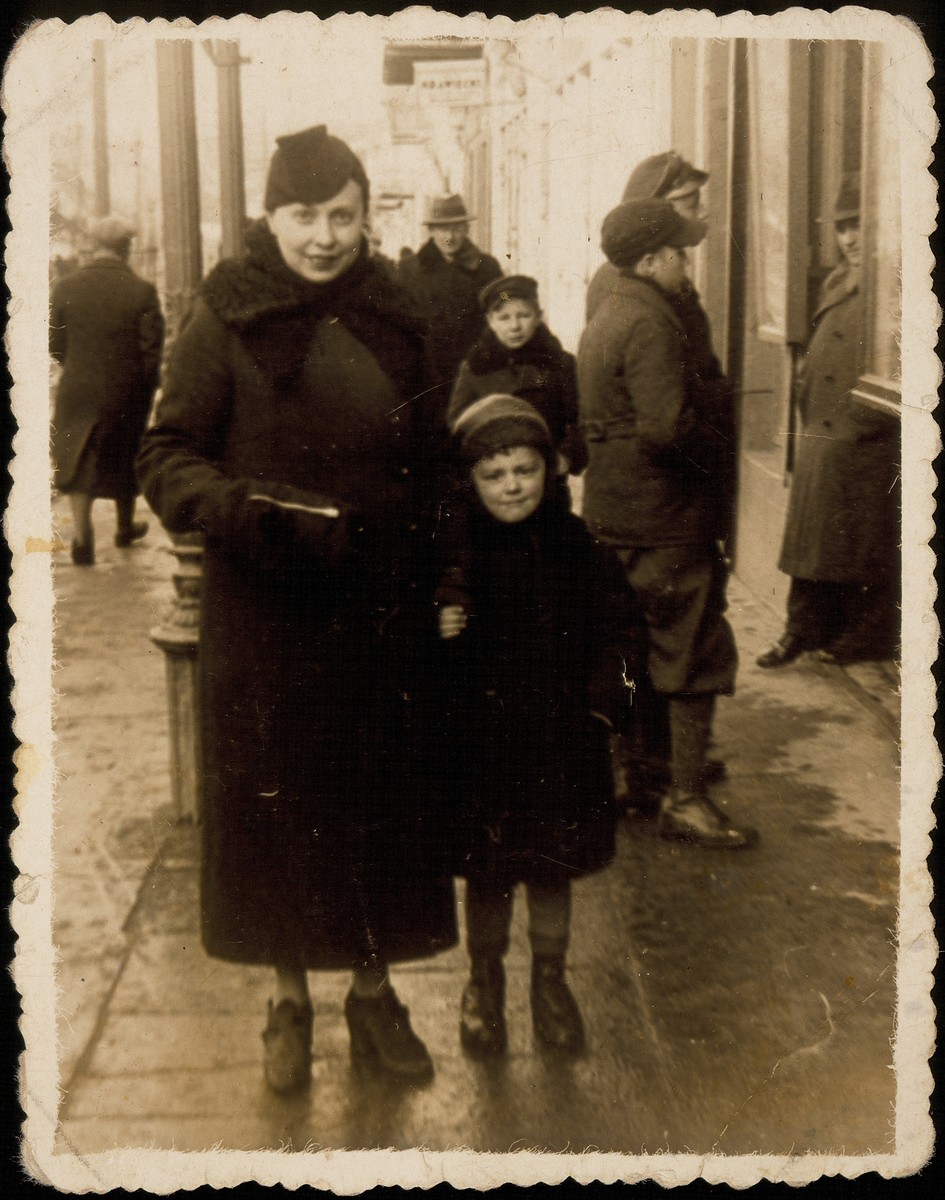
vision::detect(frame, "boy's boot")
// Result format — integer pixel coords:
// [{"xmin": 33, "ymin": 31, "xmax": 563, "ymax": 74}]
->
[
  {"xmin": 531, "ymin": 954, "xmax": 585, "ymax": 1054},
  {"xmin": 460, "ymin": 956, "xmax": 507, "ymax": 1056}
]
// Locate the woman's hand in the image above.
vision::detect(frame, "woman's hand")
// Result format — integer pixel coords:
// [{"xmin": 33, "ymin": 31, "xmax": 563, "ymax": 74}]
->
[{"xmin": 439, "ymin": 605, "xmax": 469, "ymax": 640}]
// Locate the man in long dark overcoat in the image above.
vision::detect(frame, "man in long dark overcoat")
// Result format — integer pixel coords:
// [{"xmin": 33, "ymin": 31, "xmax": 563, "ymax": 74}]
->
[
  {"xmin": 757, "ymin": 175, "xmax": 900, "ymax": 667},
  {"xmin": 398, "ymin": 193, "xmax": 502, "ymax": 411},
  {"xmin": 579, "ymin": 199, "xmax": 757, "ymax": 850},
  {"xmin": 50, "ymin": 215, "xmax": 164, "ymax": 565}
]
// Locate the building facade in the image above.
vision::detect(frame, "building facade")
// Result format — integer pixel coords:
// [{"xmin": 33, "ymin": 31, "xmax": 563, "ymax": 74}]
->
[{"xmin": 384, "ymin": 33, "xmax": 902, "ymax": 611}]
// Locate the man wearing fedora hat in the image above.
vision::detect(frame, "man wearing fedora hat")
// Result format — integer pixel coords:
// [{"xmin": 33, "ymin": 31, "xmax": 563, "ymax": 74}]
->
[
  {"xmin": 756, "ymin": 173, "xmax": 900, "ymax": 668},
  {"xmin": 398, "ymin": 193, "xmax": 502, "ymax": 404}
]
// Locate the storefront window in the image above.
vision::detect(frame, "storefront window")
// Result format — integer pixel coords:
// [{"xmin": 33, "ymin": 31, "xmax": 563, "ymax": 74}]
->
[{"xmin": 746, "ymin": 41, "xmax": 809, "ymax": 345}]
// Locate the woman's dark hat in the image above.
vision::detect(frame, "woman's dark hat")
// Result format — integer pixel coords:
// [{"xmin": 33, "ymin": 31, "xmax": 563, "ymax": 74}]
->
[
  {"xmin": 601, "ymin": 198, "xmax": 705, "ymax": 268},
  {"xmin": 819, "ymin": 173, "xmax": 860, "ymax": 223},
  {"xmin": 451, "ymin": 393, "xmax": 552, "ymax": 464},
  {"xmin": 621, "ymin": 151, "xmax": 708, "ymax": 203},
  {"xmin": 479, "ymin": 274, "xmax": 540, "ymax": 313},
  {"xmin": 423, "ymin": 193, "xmax": 473, "ymax": 225},
  {"xmin": 264, "ymin": 125, "xmax": 370, "ymax": 211}
]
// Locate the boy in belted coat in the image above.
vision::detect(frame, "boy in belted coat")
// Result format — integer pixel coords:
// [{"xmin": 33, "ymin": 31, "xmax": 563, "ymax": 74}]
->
[
  {"xmin": 585, "ymin": 152, "xmax": 735, "ymax": 813},
  {"xmin": 578, "ymin": 199, "xmax": 758, "ymax": 850}
]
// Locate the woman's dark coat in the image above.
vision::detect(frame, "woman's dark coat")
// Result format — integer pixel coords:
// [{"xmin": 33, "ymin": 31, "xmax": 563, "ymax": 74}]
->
[
  {"xmin": 779, "ymin": 265, "xmax": 900, "ymax": 584},
  {"xmin": 398, "ymin": 237, "xmax": 502, "ymax": 392},
  {"xmin": 136, "ymin": 226, "xmax": 456, "ymax": 970},
  {"xmin": 578, "ymin": 273, "xmax": 730, "ymax": 547},
  {"xmin": 447, "ymin": 324, "xmax": 588, "ymax": 474},
  {"xmin": 434, "ymin": 498, "xmax": 640, "ymax": 887},
  {"xmin": 51, "ymin": 256, "xmax": 164, "ymax": 497}
]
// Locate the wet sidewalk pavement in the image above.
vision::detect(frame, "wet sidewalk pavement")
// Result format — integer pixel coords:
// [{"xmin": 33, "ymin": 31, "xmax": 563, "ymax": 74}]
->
[{"xmin": 46, "ymin": 499, "xmax": 900, "ymax": 1171}]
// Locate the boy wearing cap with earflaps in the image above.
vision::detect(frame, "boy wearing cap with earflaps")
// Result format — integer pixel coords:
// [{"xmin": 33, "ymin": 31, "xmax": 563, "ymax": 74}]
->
[
  {"xmin": 578, "ymin": 198, "xmax": 758, "ymax": 850},
  {"xmin": 398, "ymin": 193, "xmax": 502, "ymax": 402},
  {"xmin": 448, "ymin": 274, "xmax": 587, "ymax": 487},
  {"xmin": 432, "ymin": 393, "xmax": 643, "ymax": 1057}
]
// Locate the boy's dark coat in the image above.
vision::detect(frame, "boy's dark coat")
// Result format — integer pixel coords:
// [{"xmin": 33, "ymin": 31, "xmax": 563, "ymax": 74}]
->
[{"xmin": 435, "ymin": 502, "xmax": 641, "ymax": 886}]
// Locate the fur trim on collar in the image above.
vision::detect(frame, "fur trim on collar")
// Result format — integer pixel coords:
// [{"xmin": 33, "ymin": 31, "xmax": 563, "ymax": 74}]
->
[
  {"xmin": 465, "ymin": 322, "xmax": 569, "ymax": 376},
  {"xmin": 201, "ymin": 220, "xmax": 426, "ymax": 384}
]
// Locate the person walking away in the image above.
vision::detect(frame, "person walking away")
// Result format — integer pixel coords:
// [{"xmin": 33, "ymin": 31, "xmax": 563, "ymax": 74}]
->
[
  {"xmin": 578, "ymin": 199, "xmax": 758, "ymax": 850},
  {"xmin": 434, "ymin": 394, "xmax": 641, "ymax": 1056},
  {"xmin": 51, "ymin": 215, "xmax": 164, "ymax": 565},
  {"xmin": 136, "ymin": 125, "xmax": 457, "ymax": 1094},
  {"xmin": 398, "ymin": 193, "xmax": 502, "ymax": 409},
  {"xmin": 586, "ymin": 151, "xmax": 735, "ymax": 815},
  {"xmin": 757, "ymin": 174, "xmax": 900, "ymax": 668},
  {"xmin": 448, "ymin": 274, "xmax": 587, "ymax": 490}
]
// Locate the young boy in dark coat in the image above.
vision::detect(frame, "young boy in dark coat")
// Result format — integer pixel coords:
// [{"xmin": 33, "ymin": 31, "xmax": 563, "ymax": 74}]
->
[
  {"xmin": 434, "ymin": 394, "xmax": 642, "ymax": 1057},
  {"xmin": 448, "ymin": 275, "xmax": 588, "ymax": 483}
]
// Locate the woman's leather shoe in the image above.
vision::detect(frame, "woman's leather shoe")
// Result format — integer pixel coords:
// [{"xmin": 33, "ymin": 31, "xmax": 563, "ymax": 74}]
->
[
  {"xmin": 345, "ymin": 986, "xmax": 434, "ymax": 1081},
  {"xmin": 756, "ymin": 634, "xmax": 805, "ymax": 669},
  {"xmin": 262, "ymin": 998, "xmax": 313, "ymax": 1093},
  {"xmin": 531, "ymin": 956, "xmax": 585, "ymax": 1054},
  {"xmin": 114, "ymin": 520, "xmax": 149, "ymax": 548},
  {"xmin": 658, "ymin": 790, "xmax": 758, "ymax": 849},
  {"xmin": 460, "ymin": 958, "xmax": 507, "ymax": 1057}
]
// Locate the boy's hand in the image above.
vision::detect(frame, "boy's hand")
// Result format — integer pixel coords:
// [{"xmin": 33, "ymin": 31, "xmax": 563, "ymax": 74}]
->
[{"xmin": 439, "ymin": 605, "xmax": 469, "ymax": 640}]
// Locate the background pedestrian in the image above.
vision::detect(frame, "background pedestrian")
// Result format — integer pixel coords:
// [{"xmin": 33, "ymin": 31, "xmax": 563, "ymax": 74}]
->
[
  {"xmin": 757, "ymin": 175, "xmax": 900, "ymax": 669},
  {"xmin": 585, "ymin": 152, "xmax": 735, "ymax": 815},
  {"xmin": 398, "ymin": 193, "xmax": 502, "ymax": 403},
  {"xmin": 448, "ymin": 274, "xmax": 587, "ymax": 487},
  {"xmin": 50, "ymin": 215, "xmax": 164, "ymax": 565},
  {"xmin": 579, "ymin": 199, "xmax": 757, "ymax": 850},
  {"xmin": 136, "ymin": 124, "xmax": 457, "ymax": 1094}
]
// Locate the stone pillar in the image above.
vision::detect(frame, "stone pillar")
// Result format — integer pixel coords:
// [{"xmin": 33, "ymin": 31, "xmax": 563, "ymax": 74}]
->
[
  {"xmin": 211, "ymin": 39, "xmax": 248, "ymax": 260},
  {"xmin": 92, "ymin": 39, "xmax": 110, "ymax": 217},
  {"xmin": 149, "ymin": 538, "xmax": 203, "ymax": 822},
  {"xmin": 155, "ymin": 38, "xmax": 203, "ymax": 345}
]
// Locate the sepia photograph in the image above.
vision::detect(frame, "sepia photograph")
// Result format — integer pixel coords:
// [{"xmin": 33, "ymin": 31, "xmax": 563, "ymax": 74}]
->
[{"xmin": 5, "ymin": 5, "xmax": 937, "ymax": 1190}]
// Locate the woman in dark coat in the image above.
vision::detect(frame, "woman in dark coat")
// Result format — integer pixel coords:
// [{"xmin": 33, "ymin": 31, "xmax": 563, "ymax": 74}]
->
[
  {"xmin": 136, "ymin": 126, "xmax": 456, "ymax": 1093},
  {"xmin": 434, "ymin": 395, "xmax": 640, "ymax": 1058},
  {"xmin": 757, "ymin": 176, "xmax": 900, "ymax": 667},
  {"xmin": 51, "ymin": 216, "xmax": 164, "ymax": 564}
]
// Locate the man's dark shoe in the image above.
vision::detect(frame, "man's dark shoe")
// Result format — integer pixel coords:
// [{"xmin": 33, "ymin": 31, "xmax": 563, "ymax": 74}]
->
[
  {"xmin": 70, "ymin": 541, "xmax": 95, "ymax": 567},
  {"xmin": 756, "ymin": 634, "xmax": 805, "ymax": 669},
  {"xmin": 115, "ymin": 520, "xmax": 149, "ymax": 548},
  {"xmin": 658, "ymin": 790, "xmax": 758, "ymax": 849}
]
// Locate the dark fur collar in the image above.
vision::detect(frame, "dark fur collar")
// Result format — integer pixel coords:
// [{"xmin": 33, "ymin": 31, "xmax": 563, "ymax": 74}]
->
[
  {"xmin": 201, "ymin": 220, "xmax": 426, "ymax": 384},
  {"xmin": 465, "ymin": 322, "xmax": 567, "ymax": 376}
]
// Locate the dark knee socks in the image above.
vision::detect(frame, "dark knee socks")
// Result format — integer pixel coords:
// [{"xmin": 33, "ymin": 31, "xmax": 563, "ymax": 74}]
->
[{"xmin": 669, "ymin": 694, "xmax": 715, "ymax": 794}]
